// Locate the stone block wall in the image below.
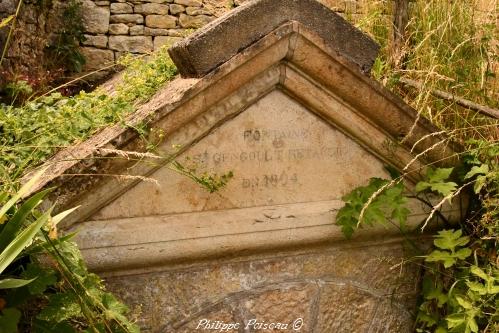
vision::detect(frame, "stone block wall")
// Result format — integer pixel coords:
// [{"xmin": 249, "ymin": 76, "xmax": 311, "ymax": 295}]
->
[
  {"xmin": 78, "ymin": 0, "xmax": 383, "ymax": 71},
  {"xmin": 0, "ymin": 0, "xmax": 410, "ymax": 77},
  {"xmin": 80, "ymin": 0, "xmax": 219, "ymax": 71},
  {"xmin": 1, "ymin": 0, "xmax": 497, "ymax": 78}
]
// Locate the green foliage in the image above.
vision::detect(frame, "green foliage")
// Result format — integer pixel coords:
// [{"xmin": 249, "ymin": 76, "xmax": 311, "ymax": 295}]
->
[
  {"xmin": 170, "ymin": 160, "xmax": 234, "ymax": 193},
  {"xmin": 335, "ymin": 178, "xmax": 409, "ymax": 238},
  {"xmin": 336, "ymin": 156, "xmax": 498, "ymax": 332},
  {"xmin": 425, "ymin": 230, "xmax": 472, "ymax": 268},
  {"xmin": 0, "ymin": 171, "xmax": 139, "ymax": 332},
  {"xmin": 416, "ymin": 167, "xmax": 458, "ymax": 197},
  {"xmin": 46, "ymin": 0, "xmax": 86, "ymax": 72},
  {"xmin": 0, "ymin": 15, "xmax": 14, "ymax": 29},
  {"xmin": 0, "ymin": 46, "xmax": 177, "ymax": 192},
  {"xmin": 0, "ymin": 308, "xmax": 21, "ymax": 333},
  {"xmin": 343, "ymin": 2, "xmax": 498, "ymax": 330}
]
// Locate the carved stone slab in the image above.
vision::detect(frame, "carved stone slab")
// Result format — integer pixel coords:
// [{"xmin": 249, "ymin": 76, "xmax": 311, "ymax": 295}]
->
[{"xmin": 168, "ymin": 0, "xmax": 380, "ymax": 77}]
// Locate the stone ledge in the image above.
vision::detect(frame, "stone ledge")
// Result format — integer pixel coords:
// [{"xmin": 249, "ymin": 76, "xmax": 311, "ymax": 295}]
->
[{"xmin": 168, "ymin": 0, "xmax": 379, "ymax": 77}]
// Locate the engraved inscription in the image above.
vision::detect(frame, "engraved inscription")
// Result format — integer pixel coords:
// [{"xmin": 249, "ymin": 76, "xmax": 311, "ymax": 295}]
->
[{"xmin": 94, "ymin": 90, "xmax": 389, "ymax": 218}]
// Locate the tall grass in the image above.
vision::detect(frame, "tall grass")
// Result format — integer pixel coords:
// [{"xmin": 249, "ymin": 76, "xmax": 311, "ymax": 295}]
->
[{"xmin": 353, "ymin": 0, "xmax": 498, "ymax": 142}]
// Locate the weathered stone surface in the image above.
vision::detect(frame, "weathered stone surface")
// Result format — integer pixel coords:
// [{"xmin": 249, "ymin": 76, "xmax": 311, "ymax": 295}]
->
[
  {"xmin": 81, "ymin": 0, "xmax": 110, "ymax": 34},
  {"xmin": 134, "ymin": 3, "xmax": 169, "ymax": 15},
  {"xmin": 169, "ymin": 0, "xmax": 379, "ymax": 77},
  {"xmin": 0, "ymin": 0, "xmax": 17, "ymax": 14},
  {"xmin": 130, "ymin": 25, "xmax": 145, "ymax": 35},
  {"xmin": 95, "ymin": 1, "xmax": 110, "ymax": 6},
  {"xmin": 174, "ymin": 0, "xmax": 202, "ymax": 6},
  {"xmin": 145, "ymin": 14, "xmax": 177, "ymax": 28},
  {"xmin": 110, "ymin": 14, "xmax": 144, "ymax": 24},
  {"xmin": 110, "ymin": 2, "xmax": 133, "ymax": 14},
  {"xmin": 144, "ymin": 27, "xmax": 170, "ymax": 36},
  {"xmin": 185, "ymin": 6, "xmax": 211, "ymax": 15},
  {"xmin": 101, "ymin": 243, "xmax": 421, "ymax": 332},
  {"xmin": 154, "ymin": 36, "xmax": 182, "ymax": 50},
  {"xmin": 109, "ymin": 23, "xmax": 129, "ymax": 35},
  {"xmin": 80, "ymin": 47, "xmax": 114, "ymax": 70},
  {"xmin": 244, "ymin": 284, "xmax": 317, "ymax": 332},
  {"xmin": 168, "ymin": 28, "xmax": 186, "ymax": 37},
  {"xmin": 317, "ymin": 283, "xmax": 379, "ymax": 332},
  {"xmin": 82, "ymin": 34, "xmax": 108, "ymax": 48},
  {"xmin": 169, "ymin": 3, "xmax": 186, "ymax": 14},
  {"xmin": 174, "ymin": 304, "xmax": 240, "ymax": 333},
  {"xmin": 108, "ymin": 35, "xmax": 153, "ymax": 53},
  {"xmin": 179, "ymin": 13, "xmax": 213, "ymax": 28}
]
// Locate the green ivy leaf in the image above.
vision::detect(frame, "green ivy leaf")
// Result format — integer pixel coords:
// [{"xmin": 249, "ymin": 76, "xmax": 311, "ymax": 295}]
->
[
  {"xmin": 470, "ymin": 266, "xmax": 490, "ymax": 281},
  {"xmin": 473, "ymin": 176, "xmax": 487, "ymax": 193},
  {"xmin": 455, "ymin": 248, "xmax": 472, "ymax": 260},
  {"xmin": 426, "ymin": 287, "xmax": 448, "ymax": 307}
]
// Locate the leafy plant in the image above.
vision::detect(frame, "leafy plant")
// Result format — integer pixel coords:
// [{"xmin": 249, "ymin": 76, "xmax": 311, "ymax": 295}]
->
[
  {"xmin": 46, "ymin": 0, "xmax": 86, "ymax": 72},
  {"xmin": 0, "ymin": 169, "xmax": 139, "ymax": 332},
  {"xmin": 0, "ymin": 46, "xmax": 177, "ymax": 193},
  {"xmin": 336, "ymin": 177, "xmax": 410, "ymax": 238}
]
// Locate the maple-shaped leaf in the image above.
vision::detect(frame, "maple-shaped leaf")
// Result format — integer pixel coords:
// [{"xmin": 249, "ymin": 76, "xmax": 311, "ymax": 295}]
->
[
  {"xmin": 425, "ymin": 250, "xmax": 458, "ymax": 268},
  {"xmin": 416, "ymin": 167, "xmax": 458, "ymax": 196},
  {"xmin": 433, "ymin": 229, "xmax": 470, "ymax": 251}
]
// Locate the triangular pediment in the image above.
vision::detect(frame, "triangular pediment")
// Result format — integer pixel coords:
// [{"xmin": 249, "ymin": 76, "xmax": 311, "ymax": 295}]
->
[{"xmin": 92, "ymin": 90, "xmax": 390, "ymax": 220}]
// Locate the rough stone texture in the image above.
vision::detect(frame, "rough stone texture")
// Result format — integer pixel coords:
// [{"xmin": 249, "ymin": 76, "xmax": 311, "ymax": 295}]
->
[
  {"xmin": 108, "ymin": 35, "xmax": 153, "ymax": 52},
  {"xmin": 104, "ymin": 243, "xmax": 421, "ymax": 332},
  {"xmin": 179, "ymin": 13, "xmax": 213, "ymax": 28},
  {"xmin": 146, "ymin": 14, "xmax": 177, "ymax": 28},
  {"xmin": 175, "ymin": 0, "xmax": 202, "ymax": 6},
  {"xmin": 129, "ymin": 25, "xmax": 145, "ymax": 35},
  {"xmin": 0, "ymin": 0, "xmax": 16, "ymax": 14},
  {"xmin": 82, "ymin": 34, "xmax": 108, "ymax": 48},
  {"xmin": 169, "ymin": 3, "xmax": 186, "ymax": 14},
  {"xmin": 110, "ymin": 2, "xmax": 133, "ymax": 14},
  {"xmin": 134, "ymin": 3, "xmax": 169, "ymax": 15},
  {"xmin": 317, "ymin": 283, "xmax": 379, "ymax": 332},
  {"xmin": 144, "ymin": 27, "xmax": 170, "ymax": 36},
  {"xmin": 154, "ymin": 36, "xmax": 182, "ymax": 50},
  {"xmin": 109, "ymin": 23, "xmax": 129, "ymax": 35},
  {"xmin": 110, "ymin": 14, "xmax": 144, "ymax": 24},
  {"xmin": 81, "ymin": 0, "xmax": 110, "ymax": 34},
  {"xmin": 80, "ymin": 47, "xmax": 114, "ymax": 70},
  {"xmin": 185, "ymin": 6, "xmax": 211, "ymax": 15},
  {"xmin": 168, "ymin": 0, "xmax": 379, "ymax": 77},
  {"xmin": 168, "ymin": 29, "xmax": 186, "ymax": 37}
]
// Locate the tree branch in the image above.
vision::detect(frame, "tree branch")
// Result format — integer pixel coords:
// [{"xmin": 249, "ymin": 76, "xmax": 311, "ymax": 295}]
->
[{"xmin": 399, "ymin": 77, "xmax": 499, "ymax": 120}]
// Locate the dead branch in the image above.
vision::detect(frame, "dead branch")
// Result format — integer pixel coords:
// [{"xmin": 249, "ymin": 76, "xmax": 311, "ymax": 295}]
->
[{"xmin": 399, "ymin": 77, "xmax": 499, "ymax": 120}]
